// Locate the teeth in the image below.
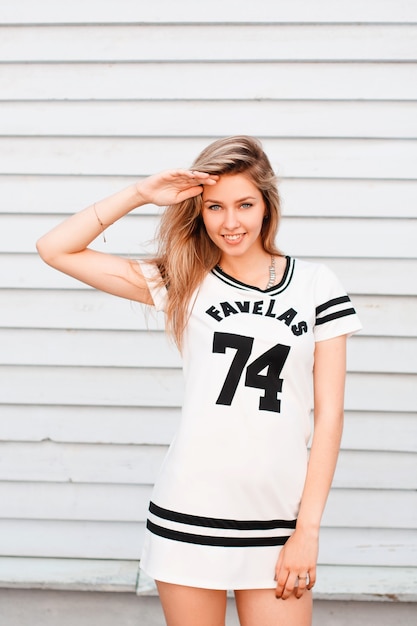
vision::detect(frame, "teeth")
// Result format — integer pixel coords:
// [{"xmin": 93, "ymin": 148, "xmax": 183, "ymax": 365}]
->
[{"xmin": 224, "ymin": 234, "xmax": 243, "ymax": 240}]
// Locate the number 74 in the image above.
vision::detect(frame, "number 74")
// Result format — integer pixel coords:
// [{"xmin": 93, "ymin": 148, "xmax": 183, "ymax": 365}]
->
[{"xmin": 212, "ymin": 332, "xmax": 290, "ymax": 413}]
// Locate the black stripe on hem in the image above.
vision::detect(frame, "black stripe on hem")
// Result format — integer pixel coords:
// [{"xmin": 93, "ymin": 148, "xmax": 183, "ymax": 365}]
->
[
  {"xmin": 149, "ymin": 502, "xmax": 297, "ymax": 531},
  {"xmin": 316, "ymin": 308, "xmax": 357, "ymax": 326},
  {"xmin": 147, "ymin": 520, "xmax": 291, "ymax": 548},
  {"xmin": 316, "ymin": 295, "xmax": 351, "ymax": 315}
]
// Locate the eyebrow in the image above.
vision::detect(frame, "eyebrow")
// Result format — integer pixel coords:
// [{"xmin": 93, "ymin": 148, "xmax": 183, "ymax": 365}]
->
[{"xmin": 203, "ymin": 196, "xmax": 257, "ymax": 204}]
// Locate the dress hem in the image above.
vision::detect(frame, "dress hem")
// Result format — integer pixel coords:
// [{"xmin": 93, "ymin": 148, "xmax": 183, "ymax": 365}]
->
[{"xmin": 140, "ymin": 566, "xmax": 277, "ymax": 591}]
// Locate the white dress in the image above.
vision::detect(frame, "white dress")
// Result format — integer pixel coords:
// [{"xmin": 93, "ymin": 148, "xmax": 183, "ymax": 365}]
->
[{"xmin": 139, "ymin": 257, "xmax": 362, "ymax": 590}]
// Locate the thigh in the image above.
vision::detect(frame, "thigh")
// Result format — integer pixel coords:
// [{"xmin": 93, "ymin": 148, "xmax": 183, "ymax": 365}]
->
[
  {"xmin": 156, "ymin": 581, "xmax": 227, "ymax": 626},
  {"xmin": 234, "ymin": 588, "xmax": 312, "ymax": 626}
]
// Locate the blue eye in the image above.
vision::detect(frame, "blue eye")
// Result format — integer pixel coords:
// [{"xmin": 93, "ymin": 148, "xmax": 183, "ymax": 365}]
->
[
  {"xmin": 208, "ymin": 204, "xmax": 222, "ymax": 211},
  {"xmin": 241, "ymin": 203, "xmax": 252, "ymax": 209}
]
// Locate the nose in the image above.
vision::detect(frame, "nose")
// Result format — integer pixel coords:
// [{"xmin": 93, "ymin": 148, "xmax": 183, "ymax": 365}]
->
[{"xmin": 222, "ymin": 207, "xmax": 240, "ymax": 230}]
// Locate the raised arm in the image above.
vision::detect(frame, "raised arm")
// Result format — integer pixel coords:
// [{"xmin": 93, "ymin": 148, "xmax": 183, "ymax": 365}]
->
[
  {"xmin": 36, "ymin": 170, "xmax": 217, "ymax": 303},
  {"xmin": 274, "ymin": 334, "xmax": 347, "ymax": 599}
]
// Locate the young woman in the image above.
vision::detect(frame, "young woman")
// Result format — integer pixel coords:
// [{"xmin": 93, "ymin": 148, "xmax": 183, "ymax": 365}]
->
[{"xmin": 37, "ymin": 136, "xmax": 361, "ymax": 626}]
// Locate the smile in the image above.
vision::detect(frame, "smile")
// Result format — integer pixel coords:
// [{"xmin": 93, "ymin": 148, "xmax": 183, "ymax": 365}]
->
[{"xmin": 222, "ymin": 234, "xmax": 245, "ymax": 241}]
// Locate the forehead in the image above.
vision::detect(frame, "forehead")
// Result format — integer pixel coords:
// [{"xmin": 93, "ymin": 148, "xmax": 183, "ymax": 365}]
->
[{"xmin": 202, "ymin": 173, "xmax": 260, "ymax": 201}]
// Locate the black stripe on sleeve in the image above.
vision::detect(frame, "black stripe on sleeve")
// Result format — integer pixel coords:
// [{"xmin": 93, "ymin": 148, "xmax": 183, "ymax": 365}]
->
[
  {"xmin": 316, "ymin": 295, "xmax": 351, "ymax": 315},
  {"xmin": 315, "ymin": 308, "xmax": 357, "ymax": 326},
  {"xmin": 147, "ymin": 519, "xmax": 291, "ymax": 548},
  {"xmin": 149, "ymin": 501, "xmax": 296, "ymax": 531}
]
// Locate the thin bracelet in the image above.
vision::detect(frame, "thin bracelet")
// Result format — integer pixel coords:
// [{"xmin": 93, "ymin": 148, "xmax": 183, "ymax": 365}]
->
[{"xmin": 93, "ymin": 203, "xmax": 107, "ymax": 243}]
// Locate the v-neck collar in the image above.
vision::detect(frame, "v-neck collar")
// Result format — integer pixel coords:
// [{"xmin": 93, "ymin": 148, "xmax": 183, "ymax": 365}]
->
[{"xmin": 211, "ymin": 256, "xmax": 295, "ymax": 296}]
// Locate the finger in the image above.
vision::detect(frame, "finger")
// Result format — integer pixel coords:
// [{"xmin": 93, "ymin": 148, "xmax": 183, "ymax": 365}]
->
[
  {"xmin": 175, "ymin": 186, "xmax": 205, "ymax": 203},
  {"xmin": 280, "ymin": 573, "xmax": 298, "ymax": 600},
  {"xmin": 164, "ymin": 169, "xmax": 203, "ymax": 184},
  {"xmin": 274, "ymin": 571, "xmax": 289, "ymax": 599},
  {"xmin": 307, "ymin": 568, "xmax": 316, "ymax": 590},
  {"xmin": 294, "ymin": 575, "xmax": 308, "ymax": 599},
  {"xmin": 189, "ymin": 170, "xmax": 219, "ymax": 185},
  {"xmin": 190, "ymin": 170, "xmax": 216, "ymax": 178}
]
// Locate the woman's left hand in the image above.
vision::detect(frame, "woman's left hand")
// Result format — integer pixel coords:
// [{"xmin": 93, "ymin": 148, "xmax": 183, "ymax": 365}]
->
[{"xmin": 274, "ymin": 528, "xmax": 318, "ymax": 600}]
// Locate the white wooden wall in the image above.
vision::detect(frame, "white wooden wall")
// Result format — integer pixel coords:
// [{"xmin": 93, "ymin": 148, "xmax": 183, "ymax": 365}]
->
[{"xmin": 0, "ymin": 0, "xmax": 416, "ymax": 599}]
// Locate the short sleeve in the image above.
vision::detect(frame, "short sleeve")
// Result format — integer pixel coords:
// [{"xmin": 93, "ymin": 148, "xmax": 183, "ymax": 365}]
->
[
  {"xmin": 137, "ymin": 260, "xmax": 168, "ymax": 312},
  {"xmin": 314, "ymin": 264, "xmax": 362, "ymax": 342}
]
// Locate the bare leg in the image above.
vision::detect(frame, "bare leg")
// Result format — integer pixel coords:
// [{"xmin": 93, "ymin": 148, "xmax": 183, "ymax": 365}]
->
[
  {"xmin": 156, "ymin": 581, "xmax": 228, "ymax": 626},
  {"xmin": 235, "ymin": 588, "xmax": 312, "ymax": 626}
]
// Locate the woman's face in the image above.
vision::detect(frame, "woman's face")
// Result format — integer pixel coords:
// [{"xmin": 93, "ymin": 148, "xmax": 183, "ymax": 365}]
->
[{"xmin": 201, "ymin": 173, "xmax": 266, "ymax": 261}]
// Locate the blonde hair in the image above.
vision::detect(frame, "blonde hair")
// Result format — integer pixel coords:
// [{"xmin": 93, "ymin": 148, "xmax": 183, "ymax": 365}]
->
[{"xmin": 152, "ymin": 136, "xmax": 281, "ymax": 348}]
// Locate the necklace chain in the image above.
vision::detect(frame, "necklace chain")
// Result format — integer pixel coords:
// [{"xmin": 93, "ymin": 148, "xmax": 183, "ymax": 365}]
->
[{"xmin": 265, "ymin": 255, "xmax": 276, "ymax": 289}]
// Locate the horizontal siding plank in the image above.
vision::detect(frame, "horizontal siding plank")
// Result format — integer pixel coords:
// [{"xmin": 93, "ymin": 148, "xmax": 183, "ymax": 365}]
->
[
  {"xmin": 0, "ymin": 365, "xmax": 185, "ymax": 407},
  {"xmin": 3, "ymin": 214, "xmax": 417, "ymax": 258},
  {"xmin": 0, "ymin": 366, "xmax": 416, "ymax": 412},
  {"xmin": 0, "ymin": 406, "xmax": 180, "ymax": 445},
  {"xmin": 345, "ymin": 373, "xmax": 417, "ymax": 412},
  {"xmin": 1, "ymin": 0, "xmax": 416, "ymax": 24},
  {"xmin": 1, "ymin": 291, "xmax": 415, "ymax": 337},
  {"xmin": 0, "ymin": 441, "xmax": 415, "ymax": 489},
  {"xmin": 347, "ymin": 336, "xmax": 417, "ymax": 374},
  {"xmin": 0, "ymin": 441, "xmax": 167, "ymax": 484},
  {"xmin": 354, "ymin": 296, "xmax": 417, "ymax": 338},
  {"xmin": 316, "ymin": 259, "xmax": 417, "ymax": 296},
  {"xmin": 2, "ymin": 329, "xmax": 416, "ymax": 375},
  {"xmin": 334, "ymin": 450, "xmax": 417, "ymax": 490},
  {"xmin": 1, "ymin": 407, "xmax": 415, "ymax": 453},
  {"xmin": 1, "ymin": 481, "xmax": 415, "ymax": 529},
  {"xmin": 0, "ymin": 214, "xmax": 154, "ymax": 256},
  {"xmin": 280, "ymin": 179, "xmax": 417, "ymax": 218},
  {"xmin": 0, "ymin": 328, "xmax": 181, "ymax": 368},
  {"xmin": 341, "ymin": 413, "xmax": 417, "ymax": 454},
  {"xmin": 0, "ymin": 520, "xmax": 414, "ymax": 565},
  {"xmin": 0, "ymin": 289, "xmax": 164, "ymax": 331},
  {"xmin": 2, "ymin": 137, "xmax": 417, "ymax": 180},
  {"xmin": 3, "ymin": 176, "xmax": 417, "ymax": 218},
  {"xmin": 0, "ymin": 556, "xmax": 139, "ymax": 592},
  {"xmin": 3, "ymin": 255, "xmax": 417, "ymax": 296},
  {"xmin": 319, "ymin": 528, "xmax": 417, "ymax": 567},
  {"xmin": 2, "ymin": 25, "xmax": 417, "ymax": 62},
  {"xmin": 0, "ymin": 482, "xmax": 151, "ymax": 521},
  {"xmin": 3, "ymin": 101, "xmax": 417, "ymax": 140},
  {"xmin": 0, "ymin": 175, "xmax": 141, "ymax": 216},
  {"xmin": 1, "ymin": 63, "xmax": 416, "ymax": 100},
  {"xmin": 0, "ymin": 519, "xmax": 144, "ymax": 559},
  {"xmin": 314, "ymin": 564, "xmax": 417, "ymax": 602},
  {"xmin": 323, "ymin": 489, "xmax": 417, "ymax": 529},
  {"xmin": 0, "ymin": 254, "xmax": 90, "ymax": 290}
]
